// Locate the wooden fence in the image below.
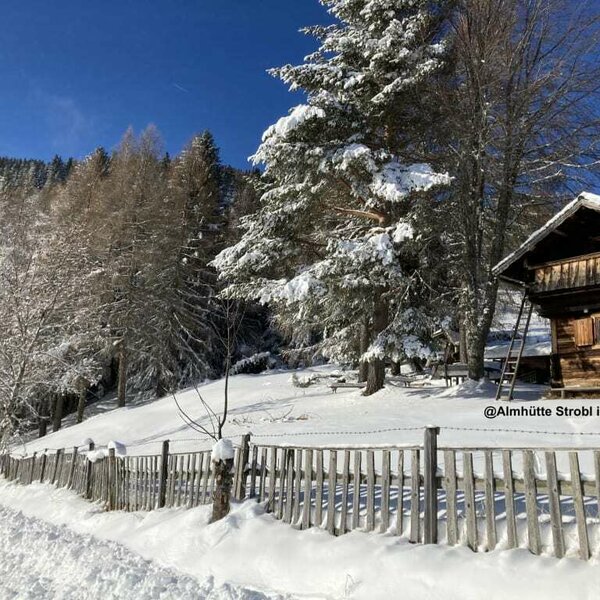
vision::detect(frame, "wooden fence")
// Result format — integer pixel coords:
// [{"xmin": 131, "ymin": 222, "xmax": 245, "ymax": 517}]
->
[
  {"xmin": 0, "ymin": 441, "xmax": 219, "ymax": 511},
  {"xmin": 2, "ymin": 429, "xmax": 600, "ymax": 560}
]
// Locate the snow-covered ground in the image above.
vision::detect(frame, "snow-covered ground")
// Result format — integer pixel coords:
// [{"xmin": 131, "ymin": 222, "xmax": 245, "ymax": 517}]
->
[
  {"xmin": 4, "ymin": 367, "xmax": 600, "ymax": 598},
  {"xmin": 12, "ymin": 367, "xmax": 600, "ymax": 459},
  {"xmin": 0, "ymin": 479, "xmax": 599, "ymax": 600},
  {"xmin": 0, "ymin": 502, "xmax": 282, "ymax": 600}
]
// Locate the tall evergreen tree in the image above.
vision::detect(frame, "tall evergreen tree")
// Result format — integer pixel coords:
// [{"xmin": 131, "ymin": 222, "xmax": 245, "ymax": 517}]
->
[{"xmin": 215, "ymin": 0, "xmax": 451, "ymax": 393}]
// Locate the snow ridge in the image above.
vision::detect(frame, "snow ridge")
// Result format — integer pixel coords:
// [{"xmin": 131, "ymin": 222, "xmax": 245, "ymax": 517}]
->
[{"xmin": 0, "ymin": 505, "xmax": 283, "ymax": 599}]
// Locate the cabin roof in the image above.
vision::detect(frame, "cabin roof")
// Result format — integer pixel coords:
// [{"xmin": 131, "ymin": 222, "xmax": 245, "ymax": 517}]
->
[
  {"xmin": 493, "ymin": 192, "xmax": 600, "ymax": 283},
  {"xmin": 432, "ymin": 328, "xmax": 460, "ymax": 344}
]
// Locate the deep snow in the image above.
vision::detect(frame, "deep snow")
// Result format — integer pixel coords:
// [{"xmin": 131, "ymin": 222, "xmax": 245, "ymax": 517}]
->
[
  {"xmin": 0, "ymin": 502, "xmax": 286, "ymax": 600},
  {"xmin": 5, "ymin": 367, "xmax": 600, "ymax": 598},
  {"xmin": 0, "ymin": 480, "xmax": 599, "ymax": 600}
]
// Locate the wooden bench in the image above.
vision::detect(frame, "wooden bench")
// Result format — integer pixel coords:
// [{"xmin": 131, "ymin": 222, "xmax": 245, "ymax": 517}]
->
[
  {"xmin": 442, "ymin": 364, "xmax": 501, "ymax": 387},
  {"xmin": 387, "ymin": 375, "xmax": 426, "ymax": 388},
  {"xmin": 329, "ymin": 382, "xmax": 366, "ymax": 393}
]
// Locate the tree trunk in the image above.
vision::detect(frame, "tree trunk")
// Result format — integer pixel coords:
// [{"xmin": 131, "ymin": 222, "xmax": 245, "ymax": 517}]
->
[
  {"xmin": 390, "ymin": 361, "xmax": 401, "ymax": 376},
  {"xmin": 156, "ymin": 379, "xmax": 168, "ymax": 399},
  {"xmin": 52, "ymin": 394, "xmax": 64, "ymax": 432},
  {"xmin": 410, "ymin": 358, "xmax": 424, "ymax": 373},
  {"xmin": 38, "ymin": 398, "xmax": 49, "ymax": 438},
  {"xmin": 459, "ymin": 316, "xmax": 468, "ymax": 364},
  {"xmin": 76, "ymin": 387, "xmax": 87, "ymax": 424},
  {"xmin": 211, "ymin": 457, "xmax": 234, "ymax": 522},
  {"xmin": 466, "ymin": 332, "xmax": 486, "ymax": 380},
  {"xmin": 117, "ymin": 340, "xmax": 127, "ymax": 407},
  {"xmin": 364, "ymin": 290, "xmax": 388, "ymax": 396},
  {"xmin": 366, "ymin": 359, "xmax": 386, "ymax": 395},
  {"xmin": 358, "ymin": 319, "xmax": 370, "ymax": 383},
  {"xmin": 464, "ymin": 278, "xmax": 500, "ymax": 380}
]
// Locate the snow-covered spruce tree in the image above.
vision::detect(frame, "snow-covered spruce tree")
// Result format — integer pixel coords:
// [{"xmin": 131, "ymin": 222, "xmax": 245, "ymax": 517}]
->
[
  {"xmin": 162, "ymin": 132, "xmax": 223, "ymax": 387},
  {"xmin": 215, "ymin": 0, "xmax": 451, "ymax": 394}
]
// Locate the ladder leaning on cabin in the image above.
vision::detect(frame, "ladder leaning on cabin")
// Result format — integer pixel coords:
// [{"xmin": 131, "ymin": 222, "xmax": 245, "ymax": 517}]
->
[{"xmin": 495, "ymin": 294, "xmax": 534, "ymax": 401}]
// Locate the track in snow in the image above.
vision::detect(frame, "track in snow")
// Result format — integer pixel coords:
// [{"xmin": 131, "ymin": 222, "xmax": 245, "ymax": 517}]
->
[{"xmin": 0, "ymin": 506, "xmax": 287, "ymax": 599}]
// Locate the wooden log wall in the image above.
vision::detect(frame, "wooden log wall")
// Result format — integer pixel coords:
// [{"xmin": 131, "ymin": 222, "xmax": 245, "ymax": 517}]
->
[
  {"xmin": 533, "ymin": 254, "xmax": 600, "ymax": 293},
  {"xmin": 553, "ymin": 316, "xmax": 600, "ymax": 386},
  {"xmin": 2, "ymin": 440, "xmax": 600, "ymax": 560}
]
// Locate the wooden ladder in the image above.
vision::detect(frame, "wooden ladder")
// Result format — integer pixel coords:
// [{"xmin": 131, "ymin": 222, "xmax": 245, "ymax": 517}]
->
[{"xmin": 495, "ymin": 293, "xmax": 534, "ymax": 402}]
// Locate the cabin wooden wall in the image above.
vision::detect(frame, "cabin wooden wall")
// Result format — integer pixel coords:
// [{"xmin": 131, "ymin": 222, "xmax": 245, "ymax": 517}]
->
[{"xmin": 552, "ymin": 315, "xmax": 600, "ymax": 387}]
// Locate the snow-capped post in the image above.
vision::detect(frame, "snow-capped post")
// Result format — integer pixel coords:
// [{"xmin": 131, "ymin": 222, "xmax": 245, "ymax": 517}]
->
[
  {"xmin": 211, "ymin": 438, "xmax": 235, "ymax": 522},
  {"xmin": 157, "ymin": 439, "xmax": 170, "ymax": 508},
  {"xmin": 423, "ymin": 426, "xmax": 440, "ymax": 544},
  {"xmin": 85, "ymin": 441, "xmax": 94, "ymax": 499},
  {"xmin": 234, "ymin": 433, "xmax": 251, "ymax": 501}
]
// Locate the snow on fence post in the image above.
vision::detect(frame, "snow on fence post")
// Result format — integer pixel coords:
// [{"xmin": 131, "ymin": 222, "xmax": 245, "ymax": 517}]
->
[
  {"xmin": 423, "ymin": 426, "xmax": 440, "ymax": 545},
  {"xmin": 108, "ymin": 447, "xmax": 116, "ymax": 510},
  {"xmin": 211, "ymin": 439, "xmax": 236, "ymax": 522},
  {"xmin": 234, "ymin": 434, "xmax": 251, "ymax": 501},
  {"xmin": 158, "ymin": 440, "xmax": 170, "ymax": 508},
  {"xmin": 85, "ymin": 441, "xmax": 94, "ymax": 499}
]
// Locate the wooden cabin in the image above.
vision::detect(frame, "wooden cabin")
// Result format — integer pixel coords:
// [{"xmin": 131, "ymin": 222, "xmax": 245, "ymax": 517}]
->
[{"xmin": 493, "ymin": 192, "xmax": 600, "ymax": 391}]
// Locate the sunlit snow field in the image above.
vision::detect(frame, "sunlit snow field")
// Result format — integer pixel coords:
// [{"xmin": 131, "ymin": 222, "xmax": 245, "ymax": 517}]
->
[{"xmin": 4, "ymin": 367, "xmax": 600, "ymax": 599}]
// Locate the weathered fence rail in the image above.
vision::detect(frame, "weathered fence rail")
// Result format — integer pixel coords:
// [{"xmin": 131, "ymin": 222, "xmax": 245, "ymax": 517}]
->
[{"xmin": 2, "ymin": 429, "xmax": 600, "ymax": 561}]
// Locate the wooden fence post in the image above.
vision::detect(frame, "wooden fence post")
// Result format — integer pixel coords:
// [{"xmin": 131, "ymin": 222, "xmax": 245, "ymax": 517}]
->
[
  {"xmin": 67, "ymin": 446, "xmax": 78, "ymax": 489},
  {"xmin": 158, "ymin": 440, "xmax": 170, "ymax": 508},
  {"xmin": 235, "ymin": 434, "xmax": 251, "ymax": 500},
  {"xmin": 423, "ymin": 426, "xmax": 440, "ymax": 544},
  {"xmin": 86, "ymin": 441, "xmax": 95, "ymax": 499},
  {"xmin": 51, "ymin": 449, "xmax": 63, "ymax": 485},
  {"xmin": 108, "ymin": 447, "xmax": 116, "ymax": 510},
  {"xmin": 39, "ymin": 450, "xmax": 48, "ymax": 482},
  {"xmin": 27, "ymin": 453, "xmax": 35, "ymax": 484}
]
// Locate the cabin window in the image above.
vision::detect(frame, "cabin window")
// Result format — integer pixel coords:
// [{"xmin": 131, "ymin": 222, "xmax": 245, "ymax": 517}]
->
[{"xmin": 574, "ymin": 317, "xmax": 594, "ymax": 347}]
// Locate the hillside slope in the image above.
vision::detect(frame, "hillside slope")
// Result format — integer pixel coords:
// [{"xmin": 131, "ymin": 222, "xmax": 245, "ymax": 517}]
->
[{"xmin": 15, "ymin": 367, "xmax": 600, "ymax": 459}]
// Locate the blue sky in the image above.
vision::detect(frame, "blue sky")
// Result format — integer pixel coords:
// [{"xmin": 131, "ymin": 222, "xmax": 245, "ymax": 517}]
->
[{"xmin": 0, "ymin": 1, "xmax": 331, "ymax": 169}]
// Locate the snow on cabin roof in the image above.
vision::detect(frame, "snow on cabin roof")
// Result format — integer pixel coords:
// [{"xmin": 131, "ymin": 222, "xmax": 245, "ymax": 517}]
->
[
  {"xmin": 492, "ymin": 192, "xmax": 600, "ymax": 279},
  {"xmin": 485, "ymin": 339, "xmax": 551, "ymax": 359},
  {"xmin": 432, "ymin": 328, "xmax": 460, "ymax": 344}
]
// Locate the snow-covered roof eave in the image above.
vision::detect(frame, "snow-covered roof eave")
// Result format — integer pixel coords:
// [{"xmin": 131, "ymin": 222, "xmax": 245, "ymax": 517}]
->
[
  {"xmin": 484, "ymin": 342, "xmax": 552, "ymax": 360},
  {"xmin": 492, "ymin": 192, "xmax": 600, "ymax": 279}
]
